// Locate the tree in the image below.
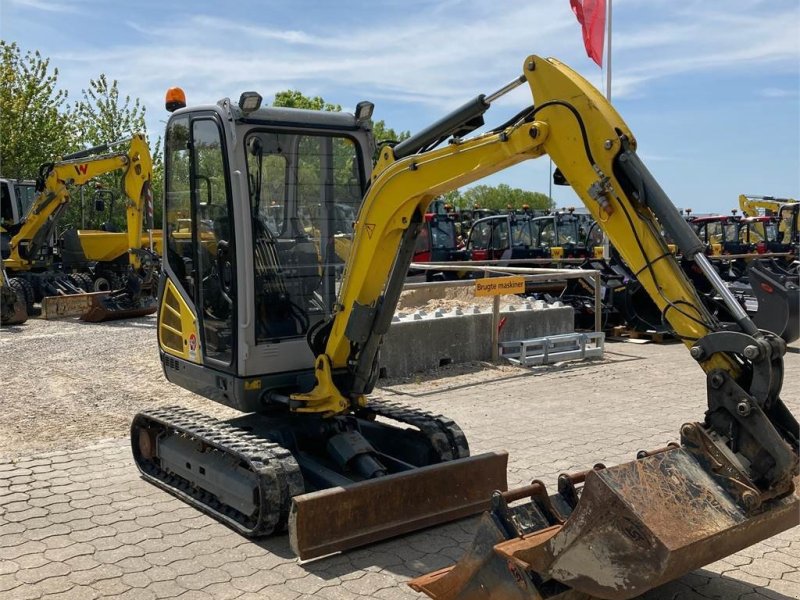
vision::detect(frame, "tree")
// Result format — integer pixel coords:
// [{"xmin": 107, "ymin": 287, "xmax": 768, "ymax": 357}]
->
[
  {"xmin": 272, "ymin": 89, "xmax": 409, "ymax": 152},
  {"xmin": 273, "ymin": 90, "xmax": 341, "ymax": 112},
  {"xmin": 457, "ymin": 184, "xmax": 553, "ymax": 212},
  {"xmin": 70, "ymin": 75, "xmax": 161, "ymax": 229},
  {"xmin": 0, "ymin": 41, "xmax": 75, "ymax": 179}
]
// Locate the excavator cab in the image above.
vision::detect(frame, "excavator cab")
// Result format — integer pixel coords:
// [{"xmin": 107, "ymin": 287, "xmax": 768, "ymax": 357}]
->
[{"xmin": 155, "ymin": 98, "xmax": 375, "ymax": 407}]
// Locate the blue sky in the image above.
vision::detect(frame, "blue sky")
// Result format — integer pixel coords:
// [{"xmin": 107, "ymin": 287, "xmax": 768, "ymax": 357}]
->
[{"xmin": 2, "ymin": 0, "xmax": 798, "ymax": 213}]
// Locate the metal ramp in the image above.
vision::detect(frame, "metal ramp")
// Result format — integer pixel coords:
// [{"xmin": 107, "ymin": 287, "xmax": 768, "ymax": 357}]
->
[{"xmin": 499, "ymin": 332, "xmax": 605, "ymax": 366}]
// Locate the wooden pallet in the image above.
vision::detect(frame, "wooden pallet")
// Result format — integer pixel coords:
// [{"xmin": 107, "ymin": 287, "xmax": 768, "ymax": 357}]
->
[{"xmin": 608, "ymin": 325, "xmax": 674, "ymax": 344}]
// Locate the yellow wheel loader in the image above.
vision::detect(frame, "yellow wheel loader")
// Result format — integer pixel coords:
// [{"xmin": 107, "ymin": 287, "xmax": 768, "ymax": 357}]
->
[
  {"xmin": 3, "ymin": 135, "xmax": 158, "ymax": 321},
  {"xmin": 133, "ymin": 57, "xmax": 797, "ymax": 599}
]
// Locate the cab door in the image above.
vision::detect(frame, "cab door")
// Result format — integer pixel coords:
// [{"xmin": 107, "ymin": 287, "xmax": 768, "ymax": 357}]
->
[{"xmin": 161, "ymin": 113, "xmax": 236, "ymax": 372}]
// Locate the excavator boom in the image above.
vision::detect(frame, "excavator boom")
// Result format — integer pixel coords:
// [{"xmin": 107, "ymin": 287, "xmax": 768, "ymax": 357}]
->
[{"xmin": 408, "ymin": 56, "xmax": 798, "ymax": 599}]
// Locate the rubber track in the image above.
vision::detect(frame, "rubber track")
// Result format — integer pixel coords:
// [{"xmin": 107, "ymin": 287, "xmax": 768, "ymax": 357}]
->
[
  {"xmin": 362, "ymin": 400, "xmax": 470, "ymax": 461},
  {"xmin": 132, "ymin": 406, "xmax": 304, "ymax": 537}
]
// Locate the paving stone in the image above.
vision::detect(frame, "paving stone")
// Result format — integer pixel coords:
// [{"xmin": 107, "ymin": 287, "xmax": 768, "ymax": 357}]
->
[
  {"xmin": 230, "ymin": 569, "xmax": 287, "ymax": 592},
  {"xmin": 167, "ymin": 558, "xmax": 206, "ymax": 577},
  {"xmin": 41, "ymin": 585, "xmax": 100, "ymax": 600},
  {"xmin": 739, "ymin": 556, "xmax": 792, "ymax": 580},
  {"xmin": 176, "ymin": 567, "xmax": 231, "ymax": 590},
  {"xmin": 67, "ymin": 525, "xmax": 118, "ymax": 543},
  {"xmin": 0, "ymin": 573, "xmax": 23, "ymax": 594},
  {"xmin": 63, "ymin": 554, "xmax": 100, "ymax": 573},
  {"xmin": 15, "ymin": 559, "xmax": 72, "ymax": 584},
  {"xmin": 121, "ymin": 570, "xmax": 152, "ymax": 588},
  {"xmin": 342, "ymin": 572, "xmax": 402, "ymax": 596},
  {"xmin": 148, "ymin": 579, "xmax": 190, "ymax": 599},
  {"xmin": 0, "ymin": 539, "xmax": 46, "ymax": 561},
  {"xmin": 92, "ymin": 544, "xmax": 145, "ymax": 565},
  {"xmin": 43, "ymin": 542, "xmax": 95, "ymax": 563},
  {"xmin": 34, "ymin": 573, "xmax": 76, "ymax": 596},
  {"xmin": 89, "ymin": 576, "xmax": 131, "ymax": 597}
]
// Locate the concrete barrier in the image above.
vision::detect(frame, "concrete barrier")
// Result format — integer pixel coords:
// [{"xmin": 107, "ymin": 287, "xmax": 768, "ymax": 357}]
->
[{"xmin": 380, "ymin": 300, "xmax": 574, "ymax": 378}]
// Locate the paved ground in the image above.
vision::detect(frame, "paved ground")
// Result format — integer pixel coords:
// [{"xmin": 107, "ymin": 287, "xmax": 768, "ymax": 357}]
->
[{"xmin": 1, "ymin": 334, "xmax": 798, "ymax": 599}]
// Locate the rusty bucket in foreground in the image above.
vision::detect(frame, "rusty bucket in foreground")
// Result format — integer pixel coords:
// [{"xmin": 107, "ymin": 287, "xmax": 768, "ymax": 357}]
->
[{"xmin": 410, "ymin": 444, "xmax": 800, "ymax": 600}]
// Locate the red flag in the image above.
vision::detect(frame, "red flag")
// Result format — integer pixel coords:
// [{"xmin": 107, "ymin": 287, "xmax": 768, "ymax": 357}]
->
[{"xmin": 570, "ymin": 0, "xmax": 606, "ymax": 67}]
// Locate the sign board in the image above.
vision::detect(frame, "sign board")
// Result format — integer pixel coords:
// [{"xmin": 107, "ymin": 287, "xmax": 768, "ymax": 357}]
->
[{"xmin": 474, "ymin": 276, "xmax": 525, "ymax": 297}]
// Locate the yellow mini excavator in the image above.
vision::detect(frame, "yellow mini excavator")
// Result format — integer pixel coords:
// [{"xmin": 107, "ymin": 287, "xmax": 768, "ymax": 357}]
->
[
  {"xmin": 133, "ymin": 57, "xmax": 797, "ymax": 598},
  {"xmin": 3, "ymin": 134, "xmax": 157, "ymax": 321}
]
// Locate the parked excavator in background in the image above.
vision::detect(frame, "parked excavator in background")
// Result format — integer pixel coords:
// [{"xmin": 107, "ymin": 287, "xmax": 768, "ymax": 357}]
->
[
  {"xmin": 1, "ymin": 178, "xmax": 37, "ymax": 228},
  {"xmin": 130, "ymin": 55, "xmax": 797, "ymax": 600},
  {"xmin": 2, "ymin": 134, "xmax": 158, "ymax": 321},
  {"xmin": 411, "ymin": 211, "xmax": 469, "ymax": 280},
  {"xmin": 739, "ymin": 194, "xmax": 799, "ymax": 250}
]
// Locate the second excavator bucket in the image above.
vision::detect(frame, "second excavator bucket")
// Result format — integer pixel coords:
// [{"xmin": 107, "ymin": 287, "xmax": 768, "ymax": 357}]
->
[
  {"xmin": 80, "ymin": 290, "xmax": 157, "ymax": 322},
  {"xmin": 747, "ymin": 260, "xmax": 800, "ymax": 344},
  {"xmin": 410, "ymin": 445, "xmax": 800, "ymax": 600}
]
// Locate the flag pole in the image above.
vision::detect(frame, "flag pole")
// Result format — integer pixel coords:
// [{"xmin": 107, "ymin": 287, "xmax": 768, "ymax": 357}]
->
[
  {"xmin": 606, "ymin": 0, "xmax": 612, "ymax": 100},
  {"xmin": 602, "ymin": 0, "xmax": 613, "ymax": 260}
]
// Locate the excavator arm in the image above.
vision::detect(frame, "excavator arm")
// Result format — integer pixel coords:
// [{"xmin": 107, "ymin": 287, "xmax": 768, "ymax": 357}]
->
[
  {"xmin": 5, "ymin": 134, "xmax": 153, "ymax": 272},
  {"xmin": 290, "ymin": 55, "xmax": 797, "ymax": 598},
  {"xmin": 739, "ymin": 193, "xmax": 798, "ymax": 217}
]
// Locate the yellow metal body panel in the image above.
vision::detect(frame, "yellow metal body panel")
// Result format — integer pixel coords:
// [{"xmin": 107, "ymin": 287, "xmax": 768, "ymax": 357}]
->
[
  {"xmin": 75, "ymin": 229, "xmax": 163, "ymax": 262},
  {"xmin": 158, "ymin": 279, "xmax": 201, "ymax": 363}
]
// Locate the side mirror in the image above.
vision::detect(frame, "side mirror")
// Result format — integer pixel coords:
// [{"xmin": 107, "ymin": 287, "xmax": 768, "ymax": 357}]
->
[{"xmin": 94, "ymin": 198, "xmax": 105, "ymax": 212}]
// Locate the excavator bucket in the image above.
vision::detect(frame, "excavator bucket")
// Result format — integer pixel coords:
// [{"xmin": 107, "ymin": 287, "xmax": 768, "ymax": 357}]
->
[
  {"xmin": 80, "ymin": 291, "xmax": 157, "ymax": 322},
  {"xmin": 747, "ymin": 260, "xmax": 800, "ymax": 344},
  {"xmin": 410, "ymin": 445, "xmax": 800, "ymax": 600},
  {"xmin": 41, "ymin": 291, "xmax": 109, "ymax": 319},
  {"xmin": 290, "ymin": 452, "xmax": 509, "ymax": 560}
]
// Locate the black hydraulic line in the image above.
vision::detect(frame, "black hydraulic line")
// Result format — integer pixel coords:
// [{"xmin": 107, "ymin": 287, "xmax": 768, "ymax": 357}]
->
[
  {"xmin": 392, "ymin": 95, "xmax": 490, "ymax": 159},
  {"xmin": 614, "ymin": 146, "xmax": 705, "ymax": 260},
  {"xmin": 63, "ymin": 142, "xmax": 112, "ymax": 160}
]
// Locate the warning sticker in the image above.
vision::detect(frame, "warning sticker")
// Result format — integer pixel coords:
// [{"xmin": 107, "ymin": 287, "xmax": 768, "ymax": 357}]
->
[{"xmin": 188, "ymin": 333, "xmax": 197, "ymax": 360}]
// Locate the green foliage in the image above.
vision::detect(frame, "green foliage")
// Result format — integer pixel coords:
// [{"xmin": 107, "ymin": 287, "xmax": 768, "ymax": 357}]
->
[
  {"xmin": 273, "ymin": 90, "xmax": 341, "ymax": 112},
  {"xmin": 373, "ymin": 119, "xmax": 409, "ymax": 146},
  {"xmin": 69, "ymin": 75, "xmax": 162, "ymax": 230},
  {"xmin": 271, "ymin": 89, "xmax": 409, "ymax": 156},
  {"xmin": 0, "ymin": 42, "xmax": 163, "ymax": 232},
  {"xmin": 0, "ymin": 41, "xmax": 75, "ymax": 179},
  {"xmin": 450, "ymin": 184, "xmax": 553, "ymax": 212}
]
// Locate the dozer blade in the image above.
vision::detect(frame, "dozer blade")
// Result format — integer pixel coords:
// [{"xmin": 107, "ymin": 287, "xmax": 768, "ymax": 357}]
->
[
  {"xmin": 411, "ymin": 447, "xmax": 800, "ymax": 600},
  {"xmin": 80, "ymin": 292, "xmax": 157, "ymax": 322},
  {"xmin": 41, "ymin": 291, "xmax": 109, "ymax": 319},
  {"xmin": 289, "ymin": 451, "xmax": 508, "ymax": 560},
  {"xmin": 747, "ymin": 260, "xmax": 800, "ymax": 344}
]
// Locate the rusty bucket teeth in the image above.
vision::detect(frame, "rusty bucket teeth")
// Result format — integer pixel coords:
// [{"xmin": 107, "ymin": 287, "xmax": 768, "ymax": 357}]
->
[{"xmin": 410, "ymin": 447, "xmax": 800, "ymax": 600}]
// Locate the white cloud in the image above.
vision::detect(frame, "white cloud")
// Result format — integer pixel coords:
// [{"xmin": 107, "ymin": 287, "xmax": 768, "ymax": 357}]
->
[
  {"xmin": 759, "ymin": 87, "xmax": 799, "ymax": 98},
  {"xmin": 6, "ymin": 0, "xmax": 83, "ymax": 13}
]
